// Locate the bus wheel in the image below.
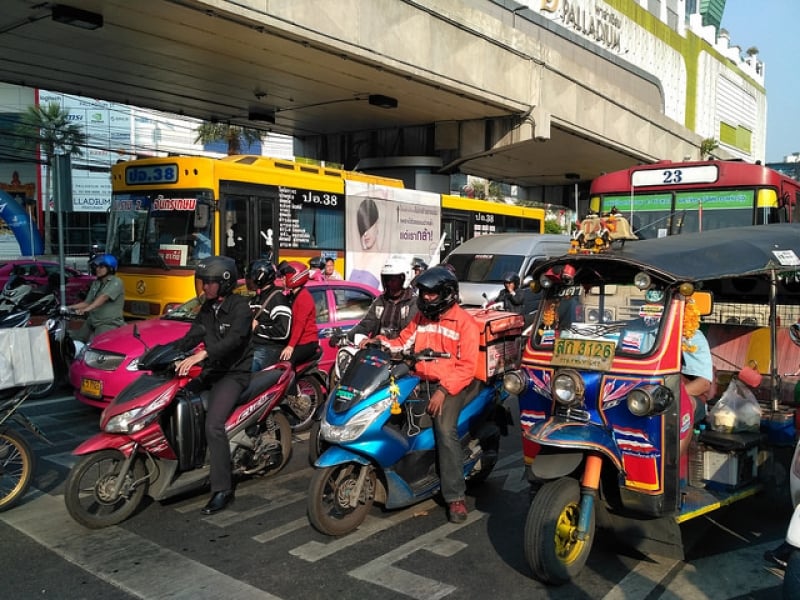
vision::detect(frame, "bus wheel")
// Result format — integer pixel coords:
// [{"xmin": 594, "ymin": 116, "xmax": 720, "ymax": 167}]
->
[{"xmin": 524, "ymin": 478, "xmax": 595, "ymax": 585}]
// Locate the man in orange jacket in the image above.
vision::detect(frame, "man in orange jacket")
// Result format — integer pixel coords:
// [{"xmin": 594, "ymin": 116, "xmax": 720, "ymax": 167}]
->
[{"xmin": 377, "ymin": 266, "xmax": 480, "ymax": 524}]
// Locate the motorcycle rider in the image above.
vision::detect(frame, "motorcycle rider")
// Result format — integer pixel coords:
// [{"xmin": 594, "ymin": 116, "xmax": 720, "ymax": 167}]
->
[
  {"xmin": 247, "ymin": 260, "xmax": 292, "ymax": 371},
  {"xmin": 349, "ymin": 256, "xmax": 417, "ymax": 346},
  {"xmin": 174, "ymin": 256, "xmax": 253, "ymax": 515},
  {"xmin": 278, "ymin": 261, "xmax": 321, "ymax": 406},
  {"xmin": 494, "ymin": 272, "xmax": 524, "ymax": 314},
  {"xmin": 377, "ymin": 266, "xmax": 480, "ymax": 524},
  {"xmin": 69, "ymin": 253, "xmax": 125, "ymax": 342}
]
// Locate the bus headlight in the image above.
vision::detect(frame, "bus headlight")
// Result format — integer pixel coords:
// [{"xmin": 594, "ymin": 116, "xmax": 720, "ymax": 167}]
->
[
  {"xmin": 552, "ymin": 369, "xmax": 584, "ymax": 406},
  {"xmin": 503, "ymin": 370, "xmax": 528, "ymax": 396},
  {"xmin": 627, "ymin": 385, "xmax": 673, "ymax": 416}
]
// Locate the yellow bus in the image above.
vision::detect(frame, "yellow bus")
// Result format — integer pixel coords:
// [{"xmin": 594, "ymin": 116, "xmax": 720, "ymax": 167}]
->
[
  {"xmin": 440, "ymin": 194, "xmax": 545, "ymax": 255},
  {"xmin": 108, "ymin": 155, "xmax": 547, "ymax": 317}
]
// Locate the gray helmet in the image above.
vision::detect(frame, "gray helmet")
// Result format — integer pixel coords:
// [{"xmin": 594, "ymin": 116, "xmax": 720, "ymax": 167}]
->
[{"xmin": 196, "ymin": 256, "xmax": 238, "ymax": 296}]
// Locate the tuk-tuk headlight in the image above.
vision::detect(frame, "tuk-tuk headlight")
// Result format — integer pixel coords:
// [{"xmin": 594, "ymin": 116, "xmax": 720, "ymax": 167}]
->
[
  {"xmin": 627, "ymin": 384, "xmax": 673, "ymax": 416},
  {"xmin": 503, "ymin": 370, "xmax": 528, "ymax": 396},
  {"xmin": 552, "ymin": 369, "xmax": 584, "ymax": 406}
]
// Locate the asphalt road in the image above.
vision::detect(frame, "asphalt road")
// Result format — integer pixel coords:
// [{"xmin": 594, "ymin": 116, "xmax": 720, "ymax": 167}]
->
[{"xmin": 0, "ymin": 392, "xmax": 788, "ymax": 600}]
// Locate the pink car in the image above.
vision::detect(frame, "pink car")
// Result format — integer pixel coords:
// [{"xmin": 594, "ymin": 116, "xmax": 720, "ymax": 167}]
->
[
  {"xmin": 70, "ymin": 280, "xmax": 379, "ymax": 408},
  {"xmin": 0, "ymin": 260, "xmax": 93, "ymax": 305}
]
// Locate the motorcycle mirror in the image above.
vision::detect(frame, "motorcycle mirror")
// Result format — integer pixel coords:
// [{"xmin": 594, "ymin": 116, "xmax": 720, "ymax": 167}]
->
[{"xmin": 790, "ymin": 323, "xmax": 800, "ymax": 348}]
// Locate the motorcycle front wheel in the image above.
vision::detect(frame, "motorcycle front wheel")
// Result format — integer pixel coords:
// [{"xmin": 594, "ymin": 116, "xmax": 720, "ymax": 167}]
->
[
  {"xmin": 0, "ymin": 427, "xmax": 34, "ymax": 512},
  {"xmin": 287, "ymin": 376, "xmax": 323, "ymax": 432},
  {"xmin": 524, "ymin": 477, "xmax": 595, "ymax": 585},
  {"xmin": 65, "ymin": 450, "xmax": 147, "ymax": 529},
  {"xmin": 306, "ymin": 419, "xmax": 328, "ymax": 466},
  {"xmin": 307, "ymin": 463, "xmax": 376, "ymax": 536}
]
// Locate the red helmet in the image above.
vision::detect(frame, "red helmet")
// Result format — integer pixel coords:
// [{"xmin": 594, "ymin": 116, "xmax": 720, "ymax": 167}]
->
[{"xmin": 281, "ymin": 260, "xmax": 310, "ymax": 289}]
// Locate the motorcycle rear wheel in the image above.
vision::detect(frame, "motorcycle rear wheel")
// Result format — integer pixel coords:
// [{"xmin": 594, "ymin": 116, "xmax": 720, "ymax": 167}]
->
[
  {"xmin": 524, "ymin": 477, "xmax": 595, "ymax": 585},
  {"xmin": 28, "ymin": 379, "xmax": 57, "ymax": 400},
  {"xmin": 288, "ymin": 376, "xmax": 323, "ymax": 432},
  {"xmin": 65, "ymin": 450, "xmax": 147, "ymax": 529},
  {"xmin": 0, "ymin": 427, "xmax": 34, "ymax": 512},
  {"xmin": 308, "ymin": 463, "xmax": 376, "ymax": 536}
]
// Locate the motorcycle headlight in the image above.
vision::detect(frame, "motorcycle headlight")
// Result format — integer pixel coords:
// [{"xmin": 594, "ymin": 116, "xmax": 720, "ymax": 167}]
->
[
  {"xmin": 552, "ymin": 369, "xmax": 584, "ymax": 406},
  {"xmin": 321, "ymin": 397, "xmax": 393, "ymax": 443},
  {"xmin": 104, "ymin": 388, "xmax": 174, "ymax": 433},
  {"xmin": 627, "ymin": 384, "xmax": 673, "ymax": 416},
  {"xmin": 503, "ymin": 370, "xmax": 528, "ymax": 396}
]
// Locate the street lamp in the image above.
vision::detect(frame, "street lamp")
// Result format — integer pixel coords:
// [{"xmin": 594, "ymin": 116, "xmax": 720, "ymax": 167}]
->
[{"xmin": 565, "ymin": 173, "xmax": 580, "ymax": 224}]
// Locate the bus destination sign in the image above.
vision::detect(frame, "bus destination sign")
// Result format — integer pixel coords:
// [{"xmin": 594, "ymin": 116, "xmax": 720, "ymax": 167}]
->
[
  {"xmin": 125, "ymin": 164, "xmax": 179, "ymax": 185},
  {"xmin": 631, "ymin": 164, "xmax": 719, "ymax": 188}
]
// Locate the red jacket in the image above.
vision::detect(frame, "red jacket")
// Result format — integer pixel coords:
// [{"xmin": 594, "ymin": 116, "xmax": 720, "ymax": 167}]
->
[
  {"xmin": 380, "ymin": 303, "xmax": 479, "ymax": 396},
  {"xmin": 288, "ymin": 288, "xmax": 318, "ymax": 347}
]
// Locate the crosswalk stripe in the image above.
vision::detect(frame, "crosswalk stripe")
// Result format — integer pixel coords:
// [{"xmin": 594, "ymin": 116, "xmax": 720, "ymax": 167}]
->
[{"xmin": 0, "ymin": 494, "xmax": 283, "ymax": 600}]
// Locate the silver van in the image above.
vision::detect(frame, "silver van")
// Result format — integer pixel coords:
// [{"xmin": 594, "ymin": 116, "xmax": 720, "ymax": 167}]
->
[{"xmin": 442, "ymin": 233, "xmax": 572, "ymax": 307}]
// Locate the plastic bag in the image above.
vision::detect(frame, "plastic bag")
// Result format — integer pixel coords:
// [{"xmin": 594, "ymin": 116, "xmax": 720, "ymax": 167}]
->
[{"xmin": 708, "ymin": 379, "xmax": 761, "ymax": 433}]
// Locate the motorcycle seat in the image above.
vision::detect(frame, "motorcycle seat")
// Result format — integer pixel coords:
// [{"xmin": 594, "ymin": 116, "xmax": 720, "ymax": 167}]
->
[{"xmin": 238, "ymin": 368, "xmax": 284, "ymax": 405}]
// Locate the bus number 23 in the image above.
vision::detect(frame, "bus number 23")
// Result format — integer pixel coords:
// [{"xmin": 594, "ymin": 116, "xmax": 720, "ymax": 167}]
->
[{"xmin": 661, "ymin": 169, "xmax": 683, "ymax": 184}]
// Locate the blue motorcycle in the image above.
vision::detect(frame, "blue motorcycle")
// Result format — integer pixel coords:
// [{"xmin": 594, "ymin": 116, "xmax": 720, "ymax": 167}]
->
[{"xmin": 307, "ymin": 346, "xmax": 510, "ymax": 536}]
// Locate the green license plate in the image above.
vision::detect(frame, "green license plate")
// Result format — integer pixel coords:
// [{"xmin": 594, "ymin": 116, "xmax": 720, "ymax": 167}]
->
[{"xmin": 551, "ymin": 339, "xmax": 616, "ymax": 371}]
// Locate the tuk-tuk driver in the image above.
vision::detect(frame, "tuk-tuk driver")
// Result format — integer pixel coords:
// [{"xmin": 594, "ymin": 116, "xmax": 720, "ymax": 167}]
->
[{"xmin": 678, "ymin": 297, "xmax": 714, "ymax": 457}]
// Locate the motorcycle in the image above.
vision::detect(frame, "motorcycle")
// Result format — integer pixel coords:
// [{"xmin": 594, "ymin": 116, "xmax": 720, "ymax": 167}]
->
[
  {"xmin": 307, "ymin": 343, "xmax": 512, "ymax": 536},
  {"xmin": 284, "ymin": 345, "xmax": 327, "ymax": 432},
  {"xmin": 64, "ymin": 336, "xmax": 295, "ymax": 529},
  {"xmin": 506, "ymin": 224, "xmax": 800, "ymax": 585},
  {"xmin": 0, "ymin": 387, "xmax": 52, "ymax": 511}
]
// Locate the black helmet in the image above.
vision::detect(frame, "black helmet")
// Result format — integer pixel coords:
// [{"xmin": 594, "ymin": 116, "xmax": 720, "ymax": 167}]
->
[
  {"xmin": 247, "ymin": 259, "xmax": 277, "ymax": 289},
  {"xmin": 415, "ymin": 266, "xmax": 459, "ymax": 320},
  {"xmin": 89, "ymin": 253, "xmax": 118, "ymax": 274},
  {"xmin": 411, "ymin": 257, "xmax": 428, "ymax": 272},
  {"xmin": 196, "ymin": 256, "xmax": 238, "ymax": 296},
  {"xmin": 502, "ymin": 271, "xmax": 520, "ymax": 287}
]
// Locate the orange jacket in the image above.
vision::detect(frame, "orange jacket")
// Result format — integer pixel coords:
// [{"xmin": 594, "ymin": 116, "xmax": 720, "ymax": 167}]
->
[{"xmin": 379, "ymin": 303, "xmax": 479, "ymax": 396}]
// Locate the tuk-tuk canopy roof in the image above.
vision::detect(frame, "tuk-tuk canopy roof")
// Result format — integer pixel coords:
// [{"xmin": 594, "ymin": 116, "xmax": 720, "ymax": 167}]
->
[{"xmin": 538, "ymin": 223, "xmax": 800, "ymax": 285}]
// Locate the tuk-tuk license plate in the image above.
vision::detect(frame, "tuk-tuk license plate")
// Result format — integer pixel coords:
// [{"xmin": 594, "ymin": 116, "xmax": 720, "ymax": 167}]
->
[
  {"xmin": 551, "ymin": 339, "xmax": 616, "ymax": 371},
  {"xmin": 80, "ymin": 378, "xmax": 103, "ymax": 399}
]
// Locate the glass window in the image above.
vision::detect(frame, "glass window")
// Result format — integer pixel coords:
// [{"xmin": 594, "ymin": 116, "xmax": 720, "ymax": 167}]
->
[
  {"xmin": 445, "ymin": 254, "xmax": 523, "ymax": 283},
  {"xmin": 332, "ymin": 288, "xmax": 375, "ymax": 321},
  {"xmin": 310, "ymin": 289, "xmax": 329, "ymax": 324}
]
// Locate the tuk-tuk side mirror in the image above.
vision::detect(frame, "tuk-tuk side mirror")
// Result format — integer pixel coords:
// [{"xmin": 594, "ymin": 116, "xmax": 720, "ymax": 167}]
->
[
  {"xmin": 691, "ymin": 291, "xmax": 713, "ymax": 316},
  {"xmin": 790, "ymin": 324, "xmax": 800, "ymax": 347}
]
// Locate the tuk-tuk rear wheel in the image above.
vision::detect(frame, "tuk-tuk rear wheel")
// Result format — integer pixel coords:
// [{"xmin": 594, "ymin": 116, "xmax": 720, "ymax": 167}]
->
[{"xmin": 524, "ymin": 477, "xmax": 595, "ymax": 585}]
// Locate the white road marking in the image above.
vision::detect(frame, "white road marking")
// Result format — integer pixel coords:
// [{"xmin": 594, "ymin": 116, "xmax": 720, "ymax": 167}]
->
[
  {"xmin": 0, "ymin": 494, "xmax": 283, "ymax": 600},
  {"xmin": 348, "ymin": 510, "xmax": 484, "ymax": 600},
  {"xmin": 290, "ymin": 499, "xmax": 439, "ymax": 562}
]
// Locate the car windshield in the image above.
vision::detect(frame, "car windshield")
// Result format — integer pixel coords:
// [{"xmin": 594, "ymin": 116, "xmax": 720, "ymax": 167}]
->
[
  {"xmin": 533, "ymin": 282, "xmax": 669, "ymax": 357},
  {"xmin": 445, "ymin": 253, "xmax": 524, "ymax": 283},
  {"xmin": 163, "ymin": 296, "xmax": 203, "ymax": 321}
]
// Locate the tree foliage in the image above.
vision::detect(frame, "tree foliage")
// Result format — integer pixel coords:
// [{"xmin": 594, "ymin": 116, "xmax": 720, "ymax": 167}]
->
[{"xmin": 194, "ymin": 122, "xmax": 263, "ymax": 155}]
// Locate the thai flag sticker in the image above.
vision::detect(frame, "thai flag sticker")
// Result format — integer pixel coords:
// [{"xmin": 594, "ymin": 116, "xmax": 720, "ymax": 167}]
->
[
  {"xmin": 621, "ymin": 331, "xmax": 644, "ymax": 352},
  {"xmin": 613, "ymin": 425, "xmax": 659, "ymax": 456},
  {"xmin": 540, "ymin": 329, "xmax": 555, "ymax": 346}
]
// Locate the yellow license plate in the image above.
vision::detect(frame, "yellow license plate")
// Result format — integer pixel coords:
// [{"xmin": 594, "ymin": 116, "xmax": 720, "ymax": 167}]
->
[
  {"xmin": 551, "ymin": 339, "xmax": 616, "ymax": 371},
  {"xmin": 80, "ymin": 378, "xmax": 103, "ymax": 399}
]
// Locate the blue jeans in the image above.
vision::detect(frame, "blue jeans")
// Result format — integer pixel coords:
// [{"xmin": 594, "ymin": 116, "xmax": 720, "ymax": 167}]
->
[{"xmin": 252, "ymin": 344, "xmax": 282, "ymax": 372}]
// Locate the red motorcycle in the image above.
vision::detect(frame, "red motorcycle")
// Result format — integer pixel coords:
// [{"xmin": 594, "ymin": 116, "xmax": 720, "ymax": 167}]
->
[{"xmin": 64, "ymin": 337, "xmax": 294, "ymax": 529}]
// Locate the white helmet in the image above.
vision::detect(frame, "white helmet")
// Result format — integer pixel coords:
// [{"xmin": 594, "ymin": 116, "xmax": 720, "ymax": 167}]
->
[{"xmin": 380, "ymin": 256, "xmax": 409, "ymax": 289}]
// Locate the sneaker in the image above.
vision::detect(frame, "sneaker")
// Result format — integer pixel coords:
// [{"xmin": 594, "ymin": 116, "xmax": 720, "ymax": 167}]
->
[{"xmin": 448, "ymin": 500, "xmax": 468, "ymax": 524}]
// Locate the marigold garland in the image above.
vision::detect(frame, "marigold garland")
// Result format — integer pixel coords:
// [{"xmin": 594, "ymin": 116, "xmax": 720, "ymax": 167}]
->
[{"xmin": 682, "ymin": 297, "xmax": 700, "ymax": 353}]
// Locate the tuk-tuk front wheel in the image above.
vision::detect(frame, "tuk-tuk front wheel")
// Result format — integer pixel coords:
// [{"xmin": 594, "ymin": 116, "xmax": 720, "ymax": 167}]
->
[{"xmin": 524, "ymin": 477, "xmax": 595, "ymax": 585}]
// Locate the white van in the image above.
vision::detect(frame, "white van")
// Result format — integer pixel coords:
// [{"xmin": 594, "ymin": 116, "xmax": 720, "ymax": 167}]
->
[{"xmin": 442, "ymin": 233, "xmax": 572, "ymax": 307}]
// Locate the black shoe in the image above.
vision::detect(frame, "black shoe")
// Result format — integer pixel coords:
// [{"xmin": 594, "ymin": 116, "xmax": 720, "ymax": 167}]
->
[
  {"xmin": 764, "ymin": 542, "xmax": 792, "ymax": 570},
  {"xmin": 201, "ymin": 490, "xmax": 234, "ymax": 515}
]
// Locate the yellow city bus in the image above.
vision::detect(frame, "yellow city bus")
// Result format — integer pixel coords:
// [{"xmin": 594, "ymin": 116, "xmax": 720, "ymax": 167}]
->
[{"xmin": 108, "ymin": 155, "xmax": 548, "ymax": 317}]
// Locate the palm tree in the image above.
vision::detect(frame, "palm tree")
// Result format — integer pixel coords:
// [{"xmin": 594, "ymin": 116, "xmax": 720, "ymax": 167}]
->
[
  {"xmin": 15, "ymin": 102, "xmax": 86, "ymax": 254},
  {"xmin": 194, "ymin": 122, "xmax": 263, "ymax": 155}
]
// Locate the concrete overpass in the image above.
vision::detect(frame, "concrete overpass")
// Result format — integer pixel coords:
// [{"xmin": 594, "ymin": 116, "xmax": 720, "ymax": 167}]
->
[{"xmin": 2, "ymin": 0, "xmax": 713, "ymax": 190}]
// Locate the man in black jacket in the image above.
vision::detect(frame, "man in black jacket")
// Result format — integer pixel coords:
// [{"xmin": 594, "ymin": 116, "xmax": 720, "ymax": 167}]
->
[{"xmin": 247, "ymin": 260, "xmax": 292, "ymax": 371}]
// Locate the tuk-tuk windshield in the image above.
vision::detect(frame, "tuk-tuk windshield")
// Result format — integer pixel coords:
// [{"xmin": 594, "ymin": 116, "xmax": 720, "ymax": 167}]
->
[{"xmin": 533, "ymin": 282, "xmax": 668, "ymax": 357}]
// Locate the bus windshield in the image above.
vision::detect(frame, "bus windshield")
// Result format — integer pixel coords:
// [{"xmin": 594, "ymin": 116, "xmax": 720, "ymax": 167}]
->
[
  {"xmin": 108, "ymin": 191, "xmax": 215, "ymax": 268},
  {"xmin": 446, "ymin": 253, "xmax": 524, "ymax": 283}
]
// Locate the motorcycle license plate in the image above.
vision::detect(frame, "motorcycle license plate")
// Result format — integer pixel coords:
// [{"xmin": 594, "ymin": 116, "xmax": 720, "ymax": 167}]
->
[
  {"xmin": 551, "ymin": 339, "xmax": 615, "ymax": 371},
  {"xmin": 80, "ymin": 378, "xmax": 103, "ymax": 399}
]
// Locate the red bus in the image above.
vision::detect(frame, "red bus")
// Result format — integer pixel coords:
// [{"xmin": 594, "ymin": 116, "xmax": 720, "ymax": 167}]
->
[{"xmin": 589, "ymin": 160, "xmax": 800, "ymax": 238}]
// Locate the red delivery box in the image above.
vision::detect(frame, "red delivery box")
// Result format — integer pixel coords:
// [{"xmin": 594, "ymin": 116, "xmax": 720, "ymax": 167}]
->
[{"xmin": 465, "ymin": 308, "xmax": 524, "ymax": 382}]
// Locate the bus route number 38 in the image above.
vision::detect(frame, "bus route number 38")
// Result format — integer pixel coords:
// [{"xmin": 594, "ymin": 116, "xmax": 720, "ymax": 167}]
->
[{"xmin": 301, "ymin": 191, "xmax": 339, "ymax": 207}]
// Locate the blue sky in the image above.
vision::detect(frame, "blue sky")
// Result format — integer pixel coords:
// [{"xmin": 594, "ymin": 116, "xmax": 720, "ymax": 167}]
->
[{"xmin": 721, "ymin": 1, "xmax": 800, "ymax": 162}]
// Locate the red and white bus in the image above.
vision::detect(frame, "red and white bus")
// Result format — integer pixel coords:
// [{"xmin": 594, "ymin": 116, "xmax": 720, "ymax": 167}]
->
[{"xmin": 589, "ymin": 160, "xmax": 800, "ymax": 238}]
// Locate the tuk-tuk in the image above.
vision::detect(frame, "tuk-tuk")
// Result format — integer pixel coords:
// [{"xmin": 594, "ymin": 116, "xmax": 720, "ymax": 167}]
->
[{"xmin": 504, "ymin": 223, "xmax": 800, "ymax": 585}]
